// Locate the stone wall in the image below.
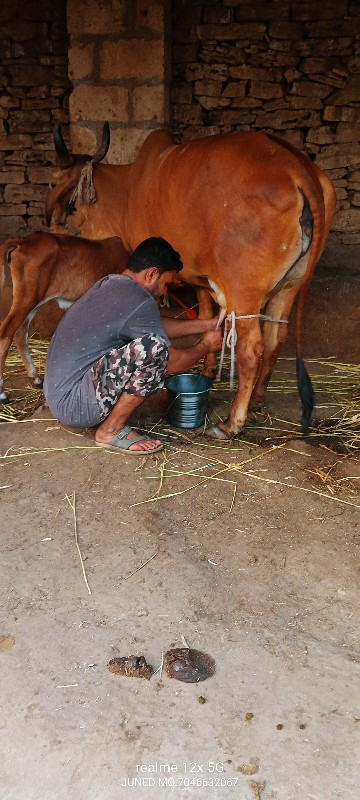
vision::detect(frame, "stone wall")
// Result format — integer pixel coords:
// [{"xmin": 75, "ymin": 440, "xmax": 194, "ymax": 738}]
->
[
  {"xmin": 0, "ymin": 0, "xmax": 169, "ymax": 240},
  {"xmin": 0, "ymin": 0, "xmax": 71, "ymax": 238},
  {"xmin": 67, "ymin": 0, "xmax": 170, "ymax": 164},
  {"xmin": 171, "ymin": 0, "xmax": 360, "ymax": 252}
]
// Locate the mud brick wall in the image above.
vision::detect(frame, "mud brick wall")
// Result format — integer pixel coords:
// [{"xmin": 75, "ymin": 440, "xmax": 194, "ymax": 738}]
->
[
  {"xmin": 67, "ymin": 0, "xmax": 170, "ymax": 164},
  {"xmin": 171, "ymin": 0, "xmax": 360, "ymax": 255},
  {"xmin": 0, "ymin": 0, "xmax": 71, "ymax": 238}
]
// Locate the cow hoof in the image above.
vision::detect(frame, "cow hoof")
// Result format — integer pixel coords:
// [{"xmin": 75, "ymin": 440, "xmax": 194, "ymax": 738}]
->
[
  {"xmin": 31, "ymin": 377, "xmax": 43, "ymax": 388},
  {"xmin": 206, "ymin": 424, "xmax": 232, "ymax": 440},
  {"xmin": 249, "ymin": 398, "xmax": 264, "ymax": 412},
  {"xmin": 0, "ymin": 392, "xmax": 10, "ymax": 403}
]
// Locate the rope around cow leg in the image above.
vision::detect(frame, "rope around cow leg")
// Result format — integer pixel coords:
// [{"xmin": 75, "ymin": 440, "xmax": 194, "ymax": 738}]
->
[{"xmin": 215, "ymin": 311, "xmax": 289, "ymax": 389}]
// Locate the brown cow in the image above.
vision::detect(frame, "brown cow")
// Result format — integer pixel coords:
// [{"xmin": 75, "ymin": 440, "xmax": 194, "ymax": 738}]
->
[
  {"xmin": 0, "ymin": 232, "xmax": 127, "ymax": 401},
  {"xmin": 46, "ymin": 124, "xmax": 336, "ymax": 438}
]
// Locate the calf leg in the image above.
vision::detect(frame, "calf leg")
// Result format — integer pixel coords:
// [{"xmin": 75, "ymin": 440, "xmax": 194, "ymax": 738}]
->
[
  {"xmin": 0, "ymin": 311, "xmax": 31, "ymax": 401},
  {"xmin": 249, "ymin": 282, "xmax": 302, "ymax": 411},
  {"xmin": 0, "ymin": 301, "xmax": 42, "ymax": 401},
  {"xmin": 207, "ymin": 317, "xmax": 264, "ymax": 439},
  {"xmin": 13, "ymin": 310, "xmax": 43, "ymax": 387}
]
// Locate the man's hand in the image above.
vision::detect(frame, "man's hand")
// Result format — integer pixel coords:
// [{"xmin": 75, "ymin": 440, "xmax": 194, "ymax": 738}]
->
[
  {"xmin": 162, "ymin": 315, "xmax": 223, "ymax": 339},
  {"xmin": 200, "ymin": 328, "xmax": 223, "ymax": 353}
]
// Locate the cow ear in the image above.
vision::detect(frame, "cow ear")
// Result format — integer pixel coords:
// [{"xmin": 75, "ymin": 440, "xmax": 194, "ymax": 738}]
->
[
  {"xmin": 53, "ymin": 123, "xmax": 74, "ymax": 168},
  {"xmin": 93, "ymin": 122, "xmax": 110, "ymax": 163}
]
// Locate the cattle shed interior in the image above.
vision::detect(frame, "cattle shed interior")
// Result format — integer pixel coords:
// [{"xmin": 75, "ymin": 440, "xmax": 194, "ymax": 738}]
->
[{"xmin": 0, "ymin": 3, "xmax": 359, "ymax": 800}]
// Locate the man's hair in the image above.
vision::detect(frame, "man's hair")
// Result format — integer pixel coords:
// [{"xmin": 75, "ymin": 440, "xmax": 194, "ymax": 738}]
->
[{"xmin": 126, "ymin": 237, "xmax": 183, "ymax": 275}]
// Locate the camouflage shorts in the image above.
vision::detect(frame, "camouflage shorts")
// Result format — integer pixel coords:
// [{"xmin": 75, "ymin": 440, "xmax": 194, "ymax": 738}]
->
[{"xmin": 91, "ymin": 333, "xmax": 169, "ymax": 421}]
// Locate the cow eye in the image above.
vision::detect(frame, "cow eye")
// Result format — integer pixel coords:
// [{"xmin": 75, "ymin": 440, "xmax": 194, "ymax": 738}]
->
[{"xmin": 65, "ymin": 200, "xmax": 76, "ymax": 216}]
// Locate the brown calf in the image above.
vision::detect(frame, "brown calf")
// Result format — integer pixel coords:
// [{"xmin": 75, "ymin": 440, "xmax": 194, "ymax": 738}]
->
[{"xmin": 0, "ymin": 232, "xmax": 127, "ymax": 401}]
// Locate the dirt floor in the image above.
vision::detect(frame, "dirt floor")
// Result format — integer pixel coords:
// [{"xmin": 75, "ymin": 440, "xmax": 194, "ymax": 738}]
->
[{"xmin": 0, "ymin": 272, "xmax": 359, "ymax": 800}]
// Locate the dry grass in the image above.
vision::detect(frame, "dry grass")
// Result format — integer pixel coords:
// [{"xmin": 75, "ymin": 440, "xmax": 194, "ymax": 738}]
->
[{"xmin": 1, "ymin": 340, "xmax": 359, "ymax": 452}]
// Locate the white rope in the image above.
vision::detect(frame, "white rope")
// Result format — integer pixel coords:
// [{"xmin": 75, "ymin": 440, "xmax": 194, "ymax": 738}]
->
[
  {"xmin": 215, "ymin": 311, "xmax": 289, "ymax": 389},
  {"xmin": 69, "ymin": 159, "xmax": 96, "ymax": 207}
]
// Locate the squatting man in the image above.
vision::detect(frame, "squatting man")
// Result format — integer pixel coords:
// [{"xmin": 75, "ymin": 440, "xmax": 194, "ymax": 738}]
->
[{"xmin": 44, "ymin": 238, "xmax": 223, "ymax": 454}]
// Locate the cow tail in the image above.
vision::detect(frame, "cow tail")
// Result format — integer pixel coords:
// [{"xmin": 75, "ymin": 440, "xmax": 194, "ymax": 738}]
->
[
  {"xmin": 0, "ymin": 239, "xmax": 18, "ymax": 293},
  {"xmin": 295, "ymin": 183, "xmax": 325, "ymax": 436}
]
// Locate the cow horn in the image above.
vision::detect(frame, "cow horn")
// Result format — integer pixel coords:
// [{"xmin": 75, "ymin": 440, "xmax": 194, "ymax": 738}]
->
[
  {"xmin": 92, "ymin": 122, "xmax": 110, "ymax": 163},
  {"xmin": 53, "ymin": 123, "xmax": 74, "ymax": 168}
]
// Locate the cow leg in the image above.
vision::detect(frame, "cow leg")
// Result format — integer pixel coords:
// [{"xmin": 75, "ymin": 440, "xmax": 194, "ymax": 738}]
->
[
  {"xmin": 249, "ymin": 284, "xmax": 302, "ymax": 411},
  {"xmin": 207, "ymin": 317, "xmax": 264, "ymax": 439},
  {"xmin": 196, "ymin": 288, "xmax": 218, "ymax": 378},
  {"xmin": 13, "ymin": 310, "xmax": 43, "ymax": 387},
  {"xmin": 0, "ymin": 310, "xmax": 34, "ymax": 401},
  {"xmin": 0, "ymin": 321, "xmax": 14, "ymax": 401}
]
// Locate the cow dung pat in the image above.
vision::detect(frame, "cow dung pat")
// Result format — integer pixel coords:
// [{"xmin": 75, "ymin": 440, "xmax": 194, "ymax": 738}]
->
[
  {"xmin": 164, "ymin": 648, "xmax": 215, "ymax": 682},
  {"xmin": 107, "ymin": 655, "xmax": 153, "ymax": 680}
]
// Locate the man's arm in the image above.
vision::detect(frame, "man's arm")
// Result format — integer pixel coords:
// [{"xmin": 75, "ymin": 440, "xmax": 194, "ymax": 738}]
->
[
  {"xmin": 161, "ymin": 316, "xmax": 218, "ymax": 339},
  {"xmin": 166, "ymin": 329, "xmax": 223, "ymax": 375}
]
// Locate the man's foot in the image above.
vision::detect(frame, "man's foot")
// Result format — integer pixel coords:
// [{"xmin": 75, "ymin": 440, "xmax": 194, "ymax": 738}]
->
[{"xmin": 95, "ymin": 424, "xmax": 163, "ymax": 454}]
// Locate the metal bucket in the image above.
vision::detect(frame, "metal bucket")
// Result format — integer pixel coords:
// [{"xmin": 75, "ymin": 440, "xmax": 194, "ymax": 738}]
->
[{"xmin": 165, "ymin": 373, "xmax": 212, "ymax": 429}]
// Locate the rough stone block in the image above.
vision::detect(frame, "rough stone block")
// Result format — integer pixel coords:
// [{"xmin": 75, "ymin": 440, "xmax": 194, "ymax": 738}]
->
[
  {"xmin": 232, "ymin": 3, "xmax": 289, "ymax": 20},
  {"xmin": 329, "ymin": 76, "xmax": 360, "ymax": 106},
  {"xmin": 334, "ymin": 187, "xmax": 347, "ymax": 200},
  {"xmin": 209, "ymin": 109, "xmax": 256, "ymax": 125},
  {"xmin": 0, "ymin": 96, "xmax": 21, "ymax": 109},
  {"xmin": 291, "ymin": 0, "xmax": 347, "ymax": 20},
  {"xmin": 185, "ymin": 63, "xmax": 228, "ymax": 82},
  {"xmin": 287, "ymin": 96, "xmax": 323, "ymax": 110},
  {"xmin": 0, "ymin": 202, "xmax": 26, "ymax": 214},
  {"xmin": 306, "ymin": 128, "xmax": 336, "ymax": 145},
  {"xmin": 197, "ymin": 23, "xmax": 265, "ymax": 41},
  {"xmin": 194, "ymin": 80, "xmax": 223, "ymax": 97},
  {"xmin": 290, "ymin": 81, "xmax": 332, "ymax": 98},
  {"xmin": 269, "ymin": 21, "xmax": 303, "ymax": 38},
  {"xmin": 222, "ymin": 82, "xmax": 246, "ymax": 97},
  {"xmin": 203, "ymin": 7, "xmax": 232, "ymax": 24},
  {"xmin": 2, "ymin": 20, "xmax": 47, "ymax": 40},
  {"xmin": 107, "ymin": 128, "xmax": 150, "ymax": 165},
  {"xmin": 101, "ymin": 39, "xmax": 164, "ymax": 81},
  {"xmin": 8, "ymin": 65, "xmax": 56, "ymax": 86},
  {"xmin": 136, "ymin": 0, "xmax": 164, "ymax": 32},
  {"xmin": 68, "ymin": 42, "xmax": 95, "ymax": 81},
  {"xmin": 27, "ymin": 166, "xmax": 54, "ymax": 184},
  {"xmin": 336, "ymin": 123, "xmax": 360, "ymax": 143},
  {"xmin": 250, "ymin": 81, "xmax": 283, "ymax": 99},
  {"xmin": 0, "ymin": 170, "xmax": 25, "ymax": 184},
  {"xmin": 297, "ymin": 39, "xmax": 352, "ymax": 57},
  {"xmin": 278, "ymin": 129, "xmax": 305, "ymax": 149},
  {"xmin": 173, "ymin": 104, "xmax": 203, "ymax": 125},
  {"xmin": 324, "ymin": 107, "xmax": 360, "ymax": 123},
  {"xmin": 0, "ymin": 134, "xmax": 32, "ymax": 150},
  {"xmin": 0, "ymin": 216, "xmax": 26, "ymax": 236},
  {"xmin": 300, "ymin": 58, "xmax": 327, "ymax": 74},
  {"xmin": 348, "ymin": 169, "xmax": 360, "ymax": 183},
  {"xmin": 229, "ymin": 65, "xmax": 276, "ymax": 81},
  {"xmin": 316, "ymin": 144, "xmax": 360, "ymax": 170},
  {"xmin": 132, "ymin": 85, "xmax": 165, "ymax": 123},
  {"xmin": 4, "ymin": 185, "xmax": 45, "ymax": 202},
  {"xmin": 255, "ymin": 109, "xmax": 321, "ymax": 129},
  {"xmin": 67, "ymin": 0, "xmax": 126, "ymax": 35},
  {"xmin": 332, "ymin": 208, "xmax": 360, "ymax": 231},
  {"xmin": 70, "ymin": 125, "xmax": 98, "ymax": 155},
  {"xmin": 305, "ymin": 19, "xmax": 358, "ymax": 37},
  {"xmin": 70, "ymin": 86, "xmax": 128, "ymax": 123},
  {"xmin": 197, "ymin": 96, "xmax": 230, "ymax": 110}
]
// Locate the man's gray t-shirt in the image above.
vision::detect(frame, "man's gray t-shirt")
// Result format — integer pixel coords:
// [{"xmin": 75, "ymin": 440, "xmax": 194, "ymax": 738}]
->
[{"xmin": 43, "ymin": 274, "xmax": 170, "ymax": 427}]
